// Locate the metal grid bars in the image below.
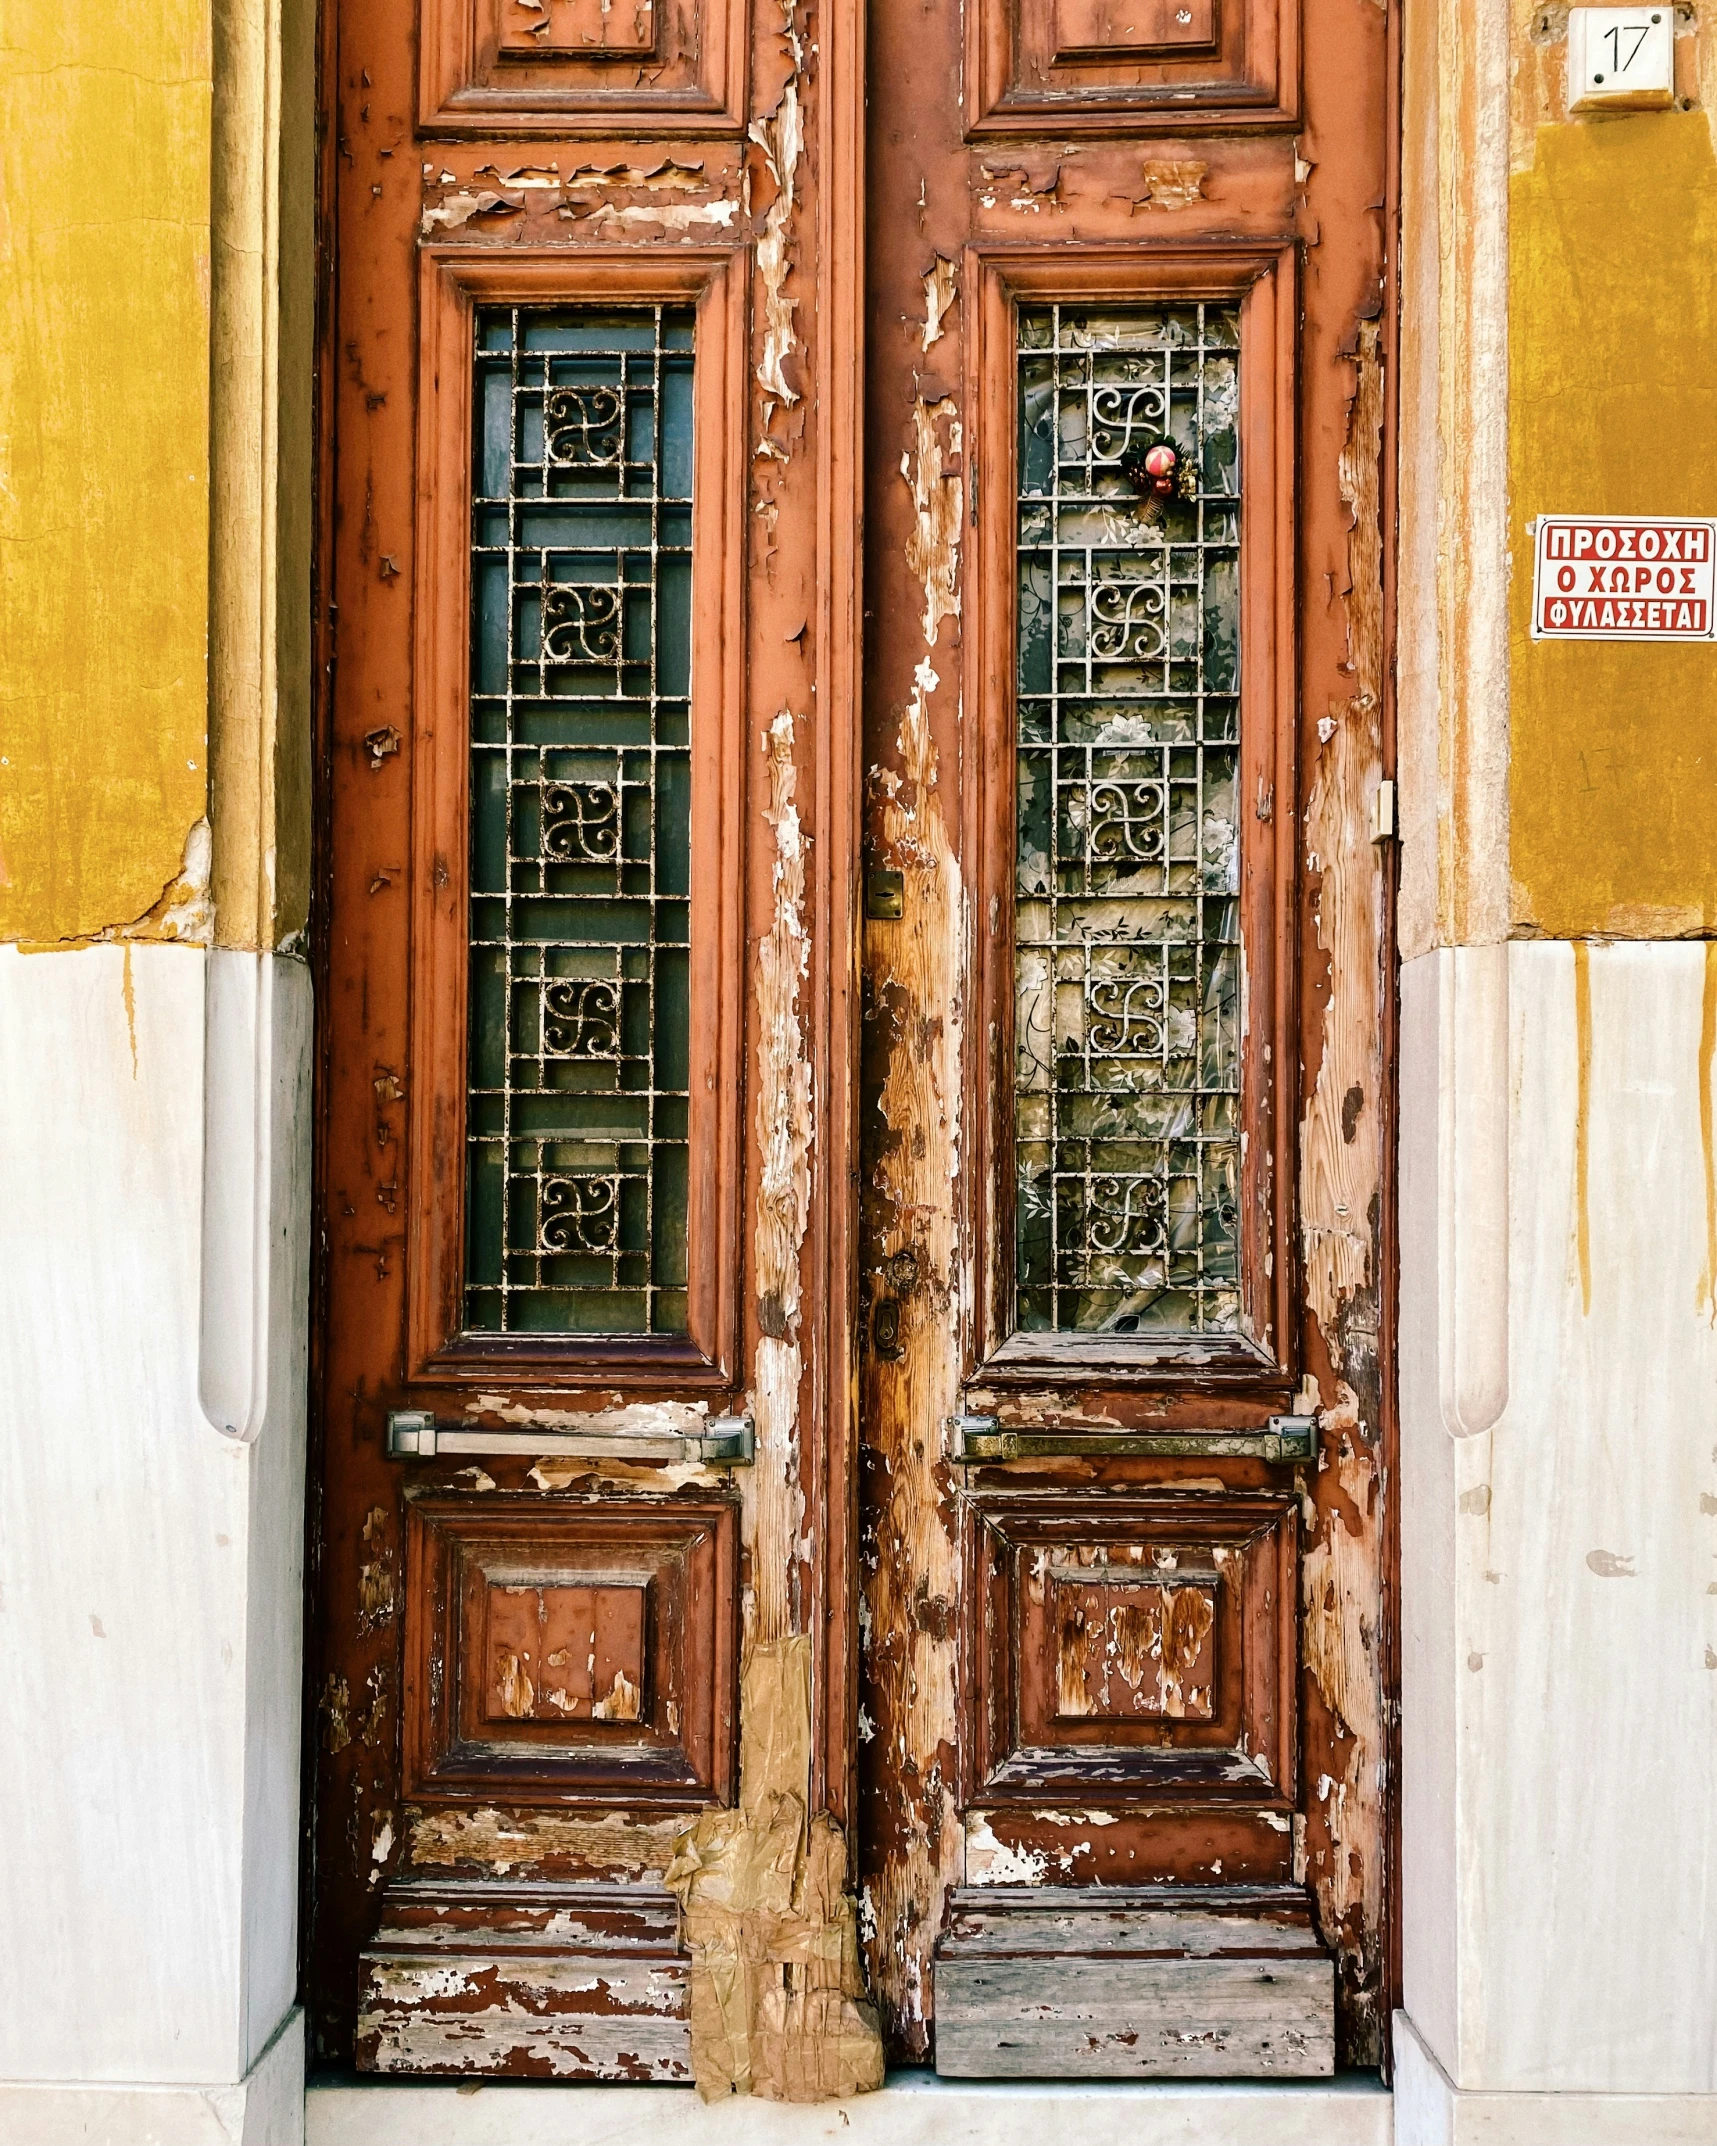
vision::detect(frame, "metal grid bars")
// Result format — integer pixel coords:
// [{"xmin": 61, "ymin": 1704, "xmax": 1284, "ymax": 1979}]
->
[
  {"xmin": 464, "ymin": 305, "xmax": 694, "ymax": 1336},
  {"xmin": 1013, "ymin": 302, "xmax": 1243, "ymax": 1336}
]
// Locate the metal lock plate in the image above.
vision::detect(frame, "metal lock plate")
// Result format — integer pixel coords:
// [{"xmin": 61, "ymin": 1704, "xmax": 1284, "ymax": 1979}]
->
[{"xmin": 865, "ymin": 868, "xmax": 905, "ymax": 920}]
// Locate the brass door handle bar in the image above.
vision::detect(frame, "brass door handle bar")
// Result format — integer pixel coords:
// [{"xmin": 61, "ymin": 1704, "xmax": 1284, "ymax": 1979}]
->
[
  {"xmin": 385, "ymin": 1411, "xmax": 756, "ymax": 1466},
  {"xmin": 945, "ymin": 1414, "xmax": 1318, "ymax": 1464}
]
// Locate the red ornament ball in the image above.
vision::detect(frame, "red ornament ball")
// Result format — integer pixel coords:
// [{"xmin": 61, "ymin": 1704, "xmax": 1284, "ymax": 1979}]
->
[{"xmin": 1142, "ymin": 443, "xmax": 1178, "ymax": 479}]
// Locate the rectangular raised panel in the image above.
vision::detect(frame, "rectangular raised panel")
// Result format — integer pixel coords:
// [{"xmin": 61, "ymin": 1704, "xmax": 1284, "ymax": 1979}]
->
[
  {"xmin": 357, "ymin": 1881, "xmax": 690, "ymax": 2079},
  {"xmin": 496, "ymin": 0, "xmax": 656, "ymax": 61},
  {"xmin": 1052, "ymin": 0, "xmax": 1219, "ymax": 59},
  {"xmin": 405, "ymin": 1494, "xmax": 738, "ymax": 1806},
  {"xmin": 482, "ymin": 1581, "xmax": 646, "ymax": 1724},
  {"xmin": 422, "ymin": 0, "xmax": 745, "ymax": 132},
  {"xmin": 1052, "ymin": 1566, "xmax": 1217, "ymax": 1723},
  {"xmin": 968, "ymin": 0, "xmax": 1295, "ymax": 131},
  {"xmin": 962, "ymin": 1492, "xmax": 1294, "ymax": 1801},
  {"xmin": 933, "ymin": 1888, "xmax": 1334, "ymax": 2079}
]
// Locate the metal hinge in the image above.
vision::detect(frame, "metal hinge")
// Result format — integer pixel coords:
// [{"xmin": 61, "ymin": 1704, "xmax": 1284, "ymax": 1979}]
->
[
  {"xmin": 1372, "ymin": 777, "xmax": 1397, "ymax": 844},
  {"xmin": 385, "ymin": 1410, "xmax": 755, "ymax": 1467},
  {"xmin": 946, "ymin": 1412, "xmax": 1319, "ymax": 1464}
]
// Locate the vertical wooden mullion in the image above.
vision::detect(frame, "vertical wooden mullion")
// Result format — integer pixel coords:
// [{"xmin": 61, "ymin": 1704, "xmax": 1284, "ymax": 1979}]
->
[{"xmin": 808, "ymin": 0, "xmax": 868, "ymax": 1831}]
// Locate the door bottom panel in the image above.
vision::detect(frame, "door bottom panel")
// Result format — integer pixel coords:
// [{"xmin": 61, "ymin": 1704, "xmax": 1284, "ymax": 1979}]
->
[
  {"xmin": 932, "ymin": 1886, "xmax": 1334, "ymax": 2080},
  {"xmin": 356, "ymin": 1881, "xmax": 690, "ymax": 2081}
]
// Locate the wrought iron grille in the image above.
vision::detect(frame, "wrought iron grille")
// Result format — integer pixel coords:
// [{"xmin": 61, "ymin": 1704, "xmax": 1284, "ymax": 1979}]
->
[
  {"xmin": 1014, "ymin": 302, "xmax": 1242, "ymax": 1336},
  {"xmin": 464, "ymin": 305, "xmax": 694, "ymax": 1335}
]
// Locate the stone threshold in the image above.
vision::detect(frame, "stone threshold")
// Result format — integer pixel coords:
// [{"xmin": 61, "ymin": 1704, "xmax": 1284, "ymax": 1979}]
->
[{"xmin": 307, "ymin": 2069, "xmax": 1394, "ymax": 2146}]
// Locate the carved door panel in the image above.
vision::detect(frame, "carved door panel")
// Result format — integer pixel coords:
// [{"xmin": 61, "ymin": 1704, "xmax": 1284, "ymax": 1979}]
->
[
  {"xmin": 306, "ymin": 0, "xmax": 872, "ymax": 2085},
  {"xmin": 855, "ymin": 0, "xmax": 1396, "ymax": 2080}
]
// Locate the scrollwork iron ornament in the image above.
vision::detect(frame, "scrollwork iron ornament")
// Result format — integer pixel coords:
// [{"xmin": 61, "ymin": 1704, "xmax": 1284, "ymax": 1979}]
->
[
  {"xmin": 544, "ymin": 384, "xmax": 625, "ymax": 466},
  {"xmin": 1087, "ymin": 779, "xmax": 1168, "ymax": 863},
  {"xmin": 1090, "ymin": 383, "xmax": 1170, "ymax": 464},
  {"xmin": 542, "ymin": 584, "xmax": 624, "ymax": 667},
  {"xmin": 541, "ymin": 977, "xmax": 621, "ymax": 1059},
  {"xmin": 1088, "ymin": 580, "xmax": 1168, "ymax": 662},
  {"xmin": 541, "ymin": 779, "xmax": 620, "ymax": 861},
  {"xmin": 539, "ymin": 1173, "xmax": 622, "ymax": 1254},
  {"xmin": 1087, "ymin": 975, "xmax": 1167, "ymax": 1056},
  {"xmin": 1084, "ymin": 1173, "xmax": 1169, "ymax": 1259}
]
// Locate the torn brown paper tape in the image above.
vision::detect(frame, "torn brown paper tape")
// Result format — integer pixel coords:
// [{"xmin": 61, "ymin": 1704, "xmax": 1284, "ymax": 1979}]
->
[{"xmin": 665, "ymin": 1635, "xmax": 885, "ymax": 2101}]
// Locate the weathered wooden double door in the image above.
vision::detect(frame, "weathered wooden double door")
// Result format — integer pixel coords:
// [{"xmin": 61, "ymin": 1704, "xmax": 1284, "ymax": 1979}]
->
[{"xmin": 308, "ymin": 0, "xmax": 1396, "ymax": 2088}]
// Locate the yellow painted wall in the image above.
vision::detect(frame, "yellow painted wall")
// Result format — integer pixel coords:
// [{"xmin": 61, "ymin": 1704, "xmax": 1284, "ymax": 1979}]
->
[
  {"xmin": 1511, "ymin": 113, "xmax": 1717, "ymax": 939},
  {"xmin": 0, "ymin": 0, "xmax": 212, "ymax": 944}
]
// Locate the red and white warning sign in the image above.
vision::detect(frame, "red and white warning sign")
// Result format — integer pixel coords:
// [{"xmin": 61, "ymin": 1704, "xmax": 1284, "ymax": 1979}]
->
[{"xmin": 1532, "ymin": 515, "xmax": 1717, "ymax": 642}]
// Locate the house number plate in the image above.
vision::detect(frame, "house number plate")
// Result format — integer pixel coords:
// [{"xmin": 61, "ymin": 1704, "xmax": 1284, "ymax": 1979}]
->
[{"xmin": 1531, "ymin": 515, "xmax": 1717, "ymax": 643}]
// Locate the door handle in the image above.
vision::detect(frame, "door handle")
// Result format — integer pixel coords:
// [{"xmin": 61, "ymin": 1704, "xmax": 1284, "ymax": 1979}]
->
[
  {"xmin": 386, "ymin": 1410, "xmax": 755, "ymax": 1466},
  {"xmin": 945, "ymin": 1414, "xmax": 1317, "ymax": 1464}
]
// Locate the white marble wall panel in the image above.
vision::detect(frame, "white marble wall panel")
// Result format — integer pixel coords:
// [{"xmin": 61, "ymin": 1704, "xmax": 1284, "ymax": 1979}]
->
[
  {"xmin": 1402, "ymin": 941, "xmax": 1717, "ymax": 2094},
  {"xmin": 0, "ymin": 944, "xmax": 309, "ymax": 2093}
]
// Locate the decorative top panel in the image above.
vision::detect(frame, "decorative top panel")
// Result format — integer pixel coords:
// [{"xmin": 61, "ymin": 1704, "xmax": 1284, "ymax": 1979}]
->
[
  {"xmin": 421, "ymin": 0, "xmax": 746, "ymax": 134},
  {"xmin": 967, "ymin": 0, "xmax": 1297, "ymax": 133}
]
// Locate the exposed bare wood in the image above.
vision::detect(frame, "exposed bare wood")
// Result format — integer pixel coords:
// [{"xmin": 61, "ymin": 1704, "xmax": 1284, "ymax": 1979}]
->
[
  {"xmin": 405, "ymin": 1807, "xmax": 685, "ymax": 1878},
  {"xmin": 933, "ymin": 1887, "xmax": 1334, "ymax": 2079},
  {"xmin": 751, "ymin": 56, "xmax": 805, "ymax": 417},
  {"xmin": 858, "ymin": 328, "xmax": 970, "ymax": 2054},
  {"xmin": 1299, "ymin": 1385, "xmax": 1387, "ymax": 2041},
  {"xmin": 357, "ymin": 1884, "xmax": 690, "ymax": 2080},
  {"xmin": 1302, "ymin": 320, "xmax": 1387, "ymax": 1343},
  {"xmin": 749, "ymin": 711, "xmax": 812, "ymax": 1650},
  {"xmin": 1296, "ymin": 312, "xmax": 1390, "ymax": 2061},
  {"xmin": 1135, "ymin": 158, "xmax": 1209, "ymax": 209}
]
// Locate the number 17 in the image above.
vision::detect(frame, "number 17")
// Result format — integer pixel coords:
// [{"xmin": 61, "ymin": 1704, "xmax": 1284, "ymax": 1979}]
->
[{"xmin": 1604, "ymin": 21, "xmax": 1651, "ymax": 70}]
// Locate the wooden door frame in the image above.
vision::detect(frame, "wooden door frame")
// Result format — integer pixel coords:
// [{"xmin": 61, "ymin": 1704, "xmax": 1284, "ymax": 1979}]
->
[{"xmin": 1379, "ymin": 0, "xmax": 1406, "ymax": 2071}]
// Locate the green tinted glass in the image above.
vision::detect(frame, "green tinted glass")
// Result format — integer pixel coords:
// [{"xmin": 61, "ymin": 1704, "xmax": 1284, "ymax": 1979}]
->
[{"xmin": 464, "ymin": 305, "xmax": 695, "ymax": 1336}]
